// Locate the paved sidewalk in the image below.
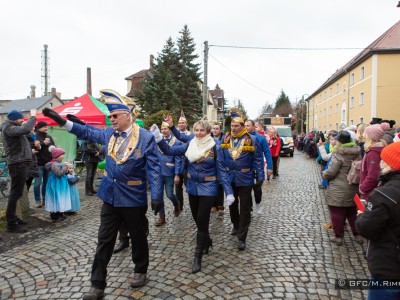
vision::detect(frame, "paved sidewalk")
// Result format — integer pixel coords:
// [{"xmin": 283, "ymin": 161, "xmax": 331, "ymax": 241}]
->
[{"xmin": 0, "ymin": 151, "xmax": 369, "ymax": 299}]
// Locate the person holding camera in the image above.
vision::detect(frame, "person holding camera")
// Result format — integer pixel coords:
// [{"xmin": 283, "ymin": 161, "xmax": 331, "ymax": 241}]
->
[{"xmin": 0, "ymin": 109, "xmax": 37, "ymax": 233}]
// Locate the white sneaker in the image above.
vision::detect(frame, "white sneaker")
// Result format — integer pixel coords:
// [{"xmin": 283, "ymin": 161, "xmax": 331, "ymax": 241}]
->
[{"xmin": 255, "ymin": 204, "xmax": 262, "ymax": 214}]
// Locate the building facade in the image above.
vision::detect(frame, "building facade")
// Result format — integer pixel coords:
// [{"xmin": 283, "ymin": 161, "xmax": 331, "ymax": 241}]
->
[{"xmin": 307, "ymin": 20, "xmax": 400, "ymax": 132}]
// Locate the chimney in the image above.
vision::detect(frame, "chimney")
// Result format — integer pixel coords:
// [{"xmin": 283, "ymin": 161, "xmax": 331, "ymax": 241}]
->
[
  {"xmin": 30, "ymin": 85, "xmax": 36, "ymax": 98},
  {"xmin": 51, "ymin": 87, "xmax": 56, "ymax": 96},
  {"xmin": 150, "ymin": 54, "xmax": 155, "ymax": 69},
  {"xmin": 87, "ymin": 67, "xmax": 92, "ymax": 95}
]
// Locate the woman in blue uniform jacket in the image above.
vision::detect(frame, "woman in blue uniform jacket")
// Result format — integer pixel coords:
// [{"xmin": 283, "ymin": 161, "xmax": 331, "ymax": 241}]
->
[{"xmin": 151, "ymin": 120, "xmax": 234, "ymax": 274}]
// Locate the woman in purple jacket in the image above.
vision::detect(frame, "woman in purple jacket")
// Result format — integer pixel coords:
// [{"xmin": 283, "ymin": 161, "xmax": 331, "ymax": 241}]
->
[{"xmin": 359, "ymin": 123, "xmax": 388, "ymax": 201}]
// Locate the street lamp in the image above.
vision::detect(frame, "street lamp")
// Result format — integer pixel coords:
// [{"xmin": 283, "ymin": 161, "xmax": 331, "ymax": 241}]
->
[{"xmin": 301, "ymin": 94, "xmax": 310, "ymax": 132}]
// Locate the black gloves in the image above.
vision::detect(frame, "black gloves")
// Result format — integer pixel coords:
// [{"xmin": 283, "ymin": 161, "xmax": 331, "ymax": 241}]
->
[
  {"xmin": 151, "ymin": 200, "xmax": 163, "ymax": 215},
  {"xmin": 254, "ymin": 180, "xmax": 263, "ymax": 188},
  {"xmin": 67, "ymin": 114, "xmax": 86, "ymax": 125},
  {"xmin": 42, "ymin": 108, "xmax": 66, "ymax": 127}
]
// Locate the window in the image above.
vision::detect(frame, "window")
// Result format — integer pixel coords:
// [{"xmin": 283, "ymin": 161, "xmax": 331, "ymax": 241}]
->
[
  {"xmin": 360, "ymin": 92, "xmax": 364, "ymax": 105},
  {"xmin": 335, "ymin": 103, "xmax": 339, "ymax": 113},
  {"xmin": 350, "ymin": 120, "xmax": 354, "ymax": 125},
  {"xmin": 342, "ymin": 109, "xmax": 346, "ymax": 122},
  {"xmin": 329, "ymin": 124, "xmax": 332, "ymax": 129},
  {"xmin": 50, "ymin": 102, "xmax": 53, "ymax": 107},
  {"xmin": 336, "ymin": 123, "xmax": 338, "ymax": 131},
  {"xmin": 350, "ymin": 96, "xmax": 354, "ymax": 108},
  {"xmin": 330, "ymin": 88, "xmax": 332, "ymax": 97},
  {"xmin": 336, "ymin": 83, "xmax": 339, "ymax": 93},
  {"xmin": 324, "ymin": 108, "xmax": 326, "ymax": 116},
  {"xmin": 350, "ymin": 73, "xmax": 355, "ymax": 85},
  {"xmin": 324, "ymin": 91, "xmax": 327, "ymax": 100},
  {"xmin": 360, "ymin": 66, "xmax": 365, "ymax": 79},
  {"xmin": 360, "ymin": 117, "xmax": 364, "ymax": 124},
  {"xmin": 329, "ymin": 106, "xmax": 332, "ymax": 115}
]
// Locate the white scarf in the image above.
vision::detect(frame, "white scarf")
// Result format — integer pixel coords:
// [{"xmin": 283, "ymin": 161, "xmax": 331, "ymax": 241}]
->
[{"xmin": 185, "ymin": 135, "xmax": 216, "ymax": 163}]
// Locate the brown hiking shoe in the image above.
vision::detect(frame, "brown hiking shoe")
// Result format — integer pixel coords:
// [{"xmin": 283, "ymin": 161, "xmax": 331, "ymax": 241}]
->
[
  {"xmin": 174, "ymin": 204, "xmax": 181, "ymax": 217},
  {"xmin": 322, "ymin": 222, "xmax": 332, "ymax": 230},
  {"xmin": 82, "ymin": 286, "xmax": 104, "ymax": 300},
  {"xmin": 330, "ymin": 236, "xmax": 343, "ymax": 245},
  {"xmin": 155, "ymin": 214, "xmax": 166, "ymax": 226},
  {"xmin": 130, "ymin": 273, "xmax": 147, "ymax": 288}
]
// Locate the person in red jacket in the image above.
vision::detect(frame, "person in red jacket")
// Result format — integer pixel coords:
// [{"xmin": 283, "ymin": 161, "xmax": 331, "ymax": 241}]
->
[
  {"xmin": 267, "ymin": 127, "xmax": 281, "ymax": 179},
  {"xmin": 359, "ymin": 123, "xmax": 388, "ymax": 201}
]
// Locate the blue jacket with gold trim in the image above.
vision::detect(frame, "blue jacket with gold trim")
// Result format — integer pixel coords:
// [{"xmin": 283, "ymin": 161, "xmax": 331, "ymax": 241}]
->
[
  {"xmin": 221, "ymin": 133, "xmax": 265, "ymax": 186},
  {"xmin": 157, "ymin": 136, "xmax": 182, "ymax": 177},
  {"xmin": 157, "ymin": 138, "xmax": 233, "ymax": 197},
  {"xmin": 69, "ymin": 123, "xmax": 163, "ymax": 207}
]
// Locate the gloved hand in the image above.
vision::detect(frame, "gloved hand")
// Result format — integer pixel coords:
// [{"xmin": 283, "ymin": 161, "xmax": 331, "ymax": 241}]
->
[
  {"xmin": 225, "ymin": 194, "xmax": 235, "ymax": 206},
  {"xmin": 254, "ymin": 180, "xmax": 264, "ymax": 187},
  {"xmin": 149, "ymin": 124, "xmax": 162, "ymax": 143},
  {"xmin": 151, "ymin": 200, "xmax": 163, "ymax": 215},
  {"xmin": 42, "ymin": 108, "xmax": 66, "ymax": 127},
  {"xmin": 67, "ymin": 114, "xmax": 86, "ymax": 125}
]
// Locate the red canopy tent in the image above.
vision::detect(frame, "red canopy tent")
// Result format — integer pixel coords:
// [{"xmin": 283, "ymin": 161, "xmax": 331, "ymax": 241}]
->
[{"xmin": 35, "ymin": 94, "xmax": 111, "ymax": 126}]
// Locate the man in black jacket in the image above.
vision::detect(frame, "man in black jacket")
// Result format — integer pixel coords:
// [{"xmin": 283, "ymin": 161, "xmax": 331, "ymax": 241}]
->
[
  {"xmin": 0, "ymin": 109, "xmax": 36, "ymax": 233},
  {"xmin": 82, "ymin": 140, "xmax": 101, "ymax": 196},
  {"xmin": 34, "ymin": 121, "xmax": 54, "ymax": 207}
]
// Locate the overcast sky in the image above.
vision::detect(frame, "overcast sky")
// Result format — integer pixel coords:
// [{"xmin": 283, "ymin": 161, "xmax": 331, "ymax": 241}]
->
[{"xmin": 1, "ymin": 1, "xmax": 399, "ymax": 118}]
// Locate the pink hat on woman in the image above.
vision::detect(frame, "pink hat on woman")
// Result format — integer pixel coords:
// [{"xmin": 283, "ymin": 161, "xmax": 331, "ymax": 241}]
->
[{"xmin": 364, "ymin": 124, "xmax": 386, "ymax": 141}]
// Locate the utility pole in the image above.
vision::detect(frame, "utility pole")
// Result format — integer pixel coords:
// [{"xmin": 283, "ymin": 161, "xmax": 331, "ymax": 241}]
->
[{"xmin": 202, "ymin": 41, "xmax": 209, "ymax": 116}]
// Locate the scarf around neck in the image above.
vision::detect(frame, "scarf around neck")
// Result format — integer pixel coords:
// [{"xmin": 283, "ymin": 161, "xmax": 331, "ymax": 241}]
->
[
  {"xmin": 232, "ymin": 128, "xmax": 248, "ymax": 139},
  {"xmin": 185, "ymin": 134, "xmax": 216, "ymax": 163}
]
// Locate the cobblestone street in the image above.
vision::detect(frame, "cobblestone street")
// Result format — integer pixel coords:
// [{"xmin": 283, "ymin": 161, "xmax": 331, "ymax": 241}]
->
[{"xmin": 0, "ymin": 151, "xmax": 369, "ymax": 299}]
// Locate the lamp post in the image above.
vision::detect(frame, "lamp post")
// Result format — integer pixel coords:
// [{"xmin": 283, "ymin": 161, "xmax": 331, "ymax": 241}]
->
[{"xmin": 301, "ymin": 94, "xmax": 310, "ymax": 132}]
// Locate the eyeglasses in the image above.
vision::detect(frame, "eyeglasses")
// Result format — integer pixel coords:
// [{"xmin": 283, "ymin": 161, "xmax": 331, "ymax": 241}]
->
[{"xmin": 107, "ymin": 113, "xmax": 128, "ymax": 120}]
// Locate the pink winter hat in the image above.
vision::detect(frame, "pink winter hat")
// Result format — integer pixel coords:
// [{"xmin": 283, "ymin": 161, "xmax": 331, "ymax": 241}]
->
[
  {"xmin": 49, "ymin": 145, "xmax": 65, "ymax": 159},
  {"xmin": 365, "ymin": 124, "xmax": 386, "ymax": 141}
]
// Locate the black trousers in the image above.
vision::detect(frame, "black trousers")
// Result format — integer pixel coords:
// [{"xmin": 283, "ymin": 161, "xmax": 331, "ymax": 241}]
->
[
  {"xmin": 188, "ymin": 194, "xmax": 214, "ymax": 234},
  {"xmin": 85, "ymin": 161, "xmax": 98, "ymax": 193},
  {"xmin": 212, "ymin": 183, "xmax": 224, "ymax": 207},
  {"xmin": 272, "ymin": 157, "xmax": 279, "ymax": 176},
  {"xmin": 252, "ymin": 184, "xmax": 262, "ymax": 205},
  {"xmin": 91, "ymin": 203, "xmax": 149, "ymax": 289},
  {"xmin": 229, "ymin": 184, "xmax": 253, "ymax": 242},
  {"xmin": 6, "ymin": 163, "xmax": 29, "ymax": 228},
  {"xmin": 175, "ymin": 173, "xmax": 186, "ymax": 209}
]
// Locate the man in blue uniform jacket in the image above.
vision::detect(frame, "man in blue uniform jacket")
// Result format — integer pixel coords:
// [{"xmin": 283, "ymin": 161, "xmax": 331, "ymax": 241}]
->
[
  {"xmin": 43, "ymin": 89, "xmax": 163, "ymax": 299},
  {"xmin": 154, "ymin": 119, "xmax": 182, "ymax": 226},
  {"xmin": 221, "ymin": 109, "xmax": 265, "ymax": 251}
]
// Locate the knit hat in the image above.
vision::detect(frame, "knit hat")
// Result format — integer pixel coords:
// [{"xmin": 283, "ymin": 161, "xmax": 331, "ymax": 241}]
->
[
  {"xmin": 7, "ymin": 110, "xmax": 24, "ymax": 121},
  {"xmin": 393, "ymin": 133, "xmax": 400, "ymax": 143},
  {"xmin": 308, "ymin": 133, "xmax": 313, "ymax": 139},
  {"xmin": 36, "ymin": 121, "xmax": 48, "ymax": 130},
  {"xmin": 380, "ymin": 122, "xmax": 390, "ymax": 131},
  {"xmin": 49, "ymin": 145, "xmax": 65, "ymax": 159},
  {"xmin": 365, "ymin": 124, "xmax": 386, "ymax": 141},
  {"xmin": 381, "ymin": 142, "xmax": 400, "ymax": 171}
]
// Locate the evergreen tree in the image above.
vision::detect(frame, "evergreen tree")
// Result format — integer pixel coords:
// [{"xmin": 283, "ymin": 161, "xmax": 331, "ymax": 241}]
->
[
  {"xmin": 176, "ymin": 25, "xmax": 202, "ymax": 125},
  {"xmin": 273, "ymin": 90, "xmax": 293, "ymax": 117},
  {"xmin": 136, "ymin": 37, "xmax": 181, "ymax": 116}
]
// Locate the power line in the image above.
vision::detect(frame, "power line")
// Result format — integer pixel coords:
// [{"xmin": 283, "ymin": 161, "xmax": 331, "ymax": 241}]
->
[
  {"xmin": 209, "ymin": 44, "xmax": 365, "ymax": 51},
  {"xmin": 208, "ymin": 53, "xmax": 277, "ymax": 97}
]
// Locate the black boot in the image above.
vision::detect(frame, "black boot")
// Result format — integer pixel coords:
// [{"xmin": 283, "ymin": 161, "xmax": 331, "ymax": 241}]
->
[
  {"xmin": 192, "ymin": 232, "xmax": 206, "ymax": 273},
  {"xmin": 203, "ymin": 235, "xmax": 213, "ymax": 255},
  {"xmin": 114, "ymin": 239, "xmax": 129, "ymax": 254}
]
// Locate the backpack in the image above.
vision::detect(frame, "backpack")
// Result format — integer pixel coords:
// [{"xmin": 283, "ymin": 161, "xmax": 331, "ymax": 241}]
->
[{"xmin": 346, "ymin": 159, "xmax": 362, "ymax": 185}]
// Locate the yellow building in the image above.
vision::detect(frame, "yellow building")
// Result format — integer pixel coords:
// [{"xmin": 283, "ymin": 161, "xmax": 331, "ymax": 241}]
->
[{"xmin": 306, "ymin": 20, "xmax": 400, "ymax": 132}]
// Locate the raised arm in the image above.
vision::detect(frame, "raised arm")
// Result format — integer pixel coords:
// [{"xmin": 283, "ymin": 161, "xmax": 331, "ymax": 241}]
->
[{"xmin": 170, "ymin": 126, "xmax": 193, "ymax": 143}]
